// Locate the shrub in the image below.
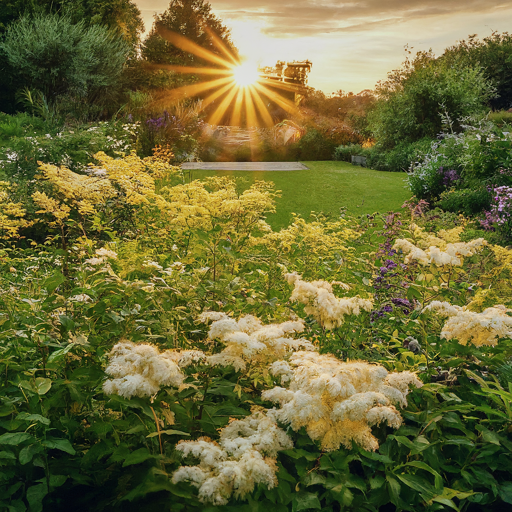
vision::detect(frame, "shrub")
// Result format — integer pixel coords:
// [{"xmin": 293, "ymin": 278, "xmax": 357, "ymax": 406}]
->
[
  {"xmin": 0, "ymin": 121, "xmax": 137, "ymax": 180},
  {"xmin": 0, "ymin": 12, "xmax": 129, "ymax": 111},
  {"xmin": 436, "ymin": 187, "xmax": 492, "ymax": 216}
]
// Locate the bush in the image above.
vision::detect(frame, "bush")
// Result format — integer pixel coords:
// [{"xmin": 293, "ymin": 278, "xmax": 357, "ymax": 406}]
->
[
  {"xmin": 368, "ymin": 52, "xmax": 496, "ymax": 149},
  {"xmin": 436, "ymin": 187, "xmax": 492, "ymax": 216},
  {"xmin": 0, "ymin": 12, "xmax": 129, "ymax": 115},
  {"xmin": 0, "ymin": 120, "xmax": 137, "ymax": 180},
  {"xmin": 335, "ymin": 138, "xmax": 433, "ymax": 173}
]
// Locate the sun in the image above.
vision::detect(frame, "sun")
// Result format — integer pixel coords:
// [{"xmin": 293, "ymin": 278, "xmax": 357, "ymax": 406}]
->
[
  {"xmin": 147, "ymin": 25, "xmax": 300, "ymax": 127},
  {"xmin": 232, "ymin": 62, "xmax": 259, "ymax": 87}
]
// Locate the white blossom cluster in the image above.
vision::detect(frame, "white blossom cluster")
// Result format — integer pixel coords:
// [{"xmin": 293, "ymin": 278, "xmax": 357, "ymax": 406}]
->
[
  {"xmin": 103, "ymin": 341, "xmax": 185, "ymax": 398},
  {"xmin": 423, "ymin": 301, "xmax": 512, "ymax": 347},
  {"xmin": 262, "ymin": 351, "xmax": 422, "ymax": 452},
  {"xmin": 198, "ymin": 311, "xmax": 313, "ymax": 371},
  {"xmin": 84, "ymin": 247, "xmax": 118, "ymax": 266},
  {"xmin": 172, "ymin": 411, "xmax": 292, "ymax": 505},
  {"xmin": 284, "ymin": 273, "xmax": 373, "ymax": 329},
  {"xmin": 393, "ymin": 238, "xmax": 486, "ymax": 267}
]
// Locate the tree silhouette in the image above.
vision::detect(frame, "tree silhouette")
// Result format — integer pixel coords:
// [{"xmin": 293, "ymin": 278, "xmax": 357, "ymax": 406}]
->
[{"xmin": 142, "ymin": 0, "xmax": 237, "ymax": 66}]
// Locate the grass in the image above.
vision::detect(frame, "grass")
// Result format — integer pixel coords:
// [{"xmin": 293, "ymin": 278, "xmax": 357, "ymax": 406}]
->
[{"xmin": 185, "ymin": 160, "xmax": 411, "ymax": 229}]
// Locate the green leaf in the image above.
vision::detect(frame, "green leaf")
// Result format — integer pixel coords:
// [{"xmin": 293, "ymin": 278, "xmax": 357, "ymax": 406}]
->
[
  {"xmin": 42, "ymin": 438, "xmax": 75, "ymax": 455},
  {"xmin": 122, "ymin": 447, "xmax": 155, "ymax": 467},
  {"xmin": 293, "ymin": 491, "xmax": 321, "ymax": 511},
  {"xmin": 44, "ymin": 271, "xmax": 65, "ymax": 293},
  {"xmin": 47, "ymin": 344, "xmax": 74, "ymax": 363},
  {"xmin": 432, "ymin": 497, "xmax": 460, "ymax": 511},
  {"xmin": 404, "ymin": 461, "xmax": 443, "ymax": 490},
  {"xmin": 282, "ymin": 449, "xmax": 320, "ymax": 461},
  {"xmin": 395, "ymin": 474, "xmax": 435, "ymax": 499},
  {"xmin": 19, "ymin": 444, "xmax": 43, "ymax": 465},
  {"xmin": 146, "ymin": 429, "xmax": 190, "ymax": 438},
  {"xmin": 499, "ymin": 482, "xmax": 512, "ymax": 504},
  {"xmin": 58, "ymin": 315, "xmax": 75, "ymax": 331},
  {"xmin": 16, "ymin": 413, "xmax": 50, "ymax": 426},
  {"xmin": 34, "ymin": 378, "xmax": 52, "ymax": 395},
  {"xmin": 26, "ymin": 484, "xmax": 47, "ymax": 512},
  {"xmin": 0, "ymin": 432, "xmax": 34, "ymax": 445},
  {"xmin": 0, "ymin": 450, "xmax": 16, "ymax": 460},
  {"xmin": 386, "ymin": 475, "xmax": 401, "ymax": 505}
]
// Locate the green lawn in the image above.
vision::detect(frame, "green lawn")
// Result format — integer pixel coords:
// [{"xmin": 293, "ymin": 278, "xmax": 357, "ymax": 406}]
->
[{"xmin": 186, "ymin": 161, "xmax": 411, "ymax": 229}]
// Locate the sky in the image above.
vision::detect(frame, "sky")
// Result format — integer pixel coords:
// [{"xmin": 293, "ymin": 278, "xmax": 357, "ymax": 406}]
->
[{"xmin": 135, "ymin": 0, "xmax": 512, "ymax": 94}]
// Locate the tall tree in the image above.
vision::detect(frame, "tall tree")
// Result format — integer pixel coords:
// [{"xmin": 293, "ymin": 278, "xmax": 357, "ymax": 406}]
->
[{"xmin": 142, "ymin": 0, "xmax": 236, "ymax": 66}]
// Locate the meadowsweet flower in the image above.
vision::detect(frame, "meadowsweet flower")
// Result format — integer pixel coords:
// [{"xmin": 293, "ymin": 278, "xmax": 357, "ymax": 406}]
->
[
  {"xmin": 200, "ymin": 312, "xmax": 311, "ymax": 364},
  {"xmin": 68, "ymin": 293, "xmax": 92, "ymax": 303},
  {"xmin": 143, "ymin": 260, "xmax": 163, "ymax": 270},
  {"xmin": 95, "ymin": 248, "xmax": 117, "ymax": 259},
  {"xmin": 164, "ymin": 350, "xmax": 207, "ymax": 367},
  {"xmin": 285, "ymin": 273, "xmax": 372, "ymax": 329},
  {"xmin": 262, "ymin": 352, "xmax": 422, "ymax": 451},
  {"xmin": 424, "ymin": 301, "xmax": 512, "ymax": 346},
  {"xmin": 172, "ymin": 411, "xmax": 292, "ymax": 505},
  {"xmin": 393, "ymin": 237, "xmax": 486, "ymax": 267},
  {"xmin": 84, "ymin": 257, "xmax": 105, "ymax": 266},
  {"xmin": 103, "ymin": 340, "xmax": 185, "ymax": 398}
]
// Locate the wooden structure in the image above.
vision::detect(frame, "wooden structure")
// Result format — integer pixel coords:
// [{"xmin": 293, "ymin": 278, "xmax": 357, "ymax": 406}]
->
[{"xmin": 258, "ymin": 60, "xmax": 312, "ymax": 104}]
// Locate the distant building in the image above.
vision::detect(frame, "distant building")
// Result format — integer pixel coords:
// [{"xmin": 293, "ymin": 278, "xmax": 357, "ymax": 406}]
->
[{"xmin": 258, "ymin": 60, "xmax": 312, "ymax": 104}]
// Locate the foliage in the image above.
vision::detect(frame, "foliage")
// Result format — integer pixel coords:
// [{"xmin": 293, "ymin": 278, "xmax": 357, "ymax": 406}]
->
[
  {"xmin": 142, "ymin": 0, "xmax": 236, "ymax": 66},
  {"xmin": 0, "ymin": 12, "xmax": 129, "ymax": 107},
  {"xmin": 136, "ymin": 102, "xmax": 203, "ymax": 162},
  {"xmin": 367, "ymin": 50, "xmax": 496, "ymax": 149},
  {"xmin": 1, "ymin": 173, "xmax": 512, "ymax": 510},
  {"xmin": 406, "ymin": 117, "xmax": 512, "ymax": 241},
  {"xmin": 334, "ymin": 138, "xmax": 432, "ymax": 173},
  {"xmin": 441, "ymin": 32, "xmax": 512, "ymax": 111},
  {"xmin": 0, "ymin": 120, "xmax": 138, "ymax": 181}
]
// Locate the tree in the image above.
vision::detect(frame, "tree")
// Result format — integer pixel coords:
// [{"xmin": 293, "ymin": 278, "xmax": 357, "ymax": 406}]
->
[
  {"xmin": 0, "ymin": 12, "xmax": 129, "ymax": 102},
  {"xmin": 367, "ymin": 51, "xmax": 496, "ymax": 148},
  {"xmin": 142, "ymin": 0, "xmax": 236, "ymax": 66},
  {"xmin": 442, "ymin": 32, "xmax": 512, "ymax": 111}
]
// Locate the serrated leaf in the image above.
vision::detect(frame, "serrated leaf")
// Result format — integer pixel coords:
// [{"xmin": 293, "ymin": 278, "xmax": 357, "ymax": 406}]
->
[
  {"xmin": 293, "ymin": 492, "xmax": 321, "ymax": 511},
  {"xmin": 0, "ymin": 432, "xmax": 34, "ymax": 445},
  {"xmin": 16, "ymin": 413, "xmax": 50, "ymax": 426},
  {"xmin": 499, "ymin": 482, "xmax": 512, "ymax": 504},
  {"xmin": 122, "ymin": 447, "xmax": 154, "ymax": 467},
  {"xmin": 42, "ymin": 438, "xmax": 75, "ymax": 455},
  {"xmin": 26, "ymin": 484, "xmax": 47, "ymax": 512},
  {"xmin": 34, "ymin": 378, "xmax": 52, "ymax": 395},
  {"xmin": 19, "ymin": 444, "xmax": 43, "ymax": 465}
]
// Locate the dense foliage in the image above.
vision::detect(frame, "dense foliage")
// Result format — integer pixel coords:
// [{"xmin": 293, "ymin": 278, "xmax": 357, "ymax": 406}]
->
[
  {"xmin": 142, "ymin": 0, "xmax": 236, "ymax": 66},
  {"xmin": 0, "ymin": 132, "xmax": 511, "ymax": 510}
]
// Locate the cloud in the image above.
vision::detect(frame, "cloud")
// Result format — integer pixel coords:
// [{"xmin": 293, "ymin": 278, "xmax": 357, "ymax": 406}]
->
[{"xmin": 211, "ymin": 0, "xmax": 510, "ymax": 37}]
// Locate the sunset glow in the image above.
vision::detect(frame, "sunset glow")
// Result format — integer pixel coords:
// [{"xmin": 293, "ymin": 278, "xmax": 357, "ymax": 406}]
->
[
  {"xmin": 232, "ymin": 62, "xmax": 259, "ymax": 87},
  {"xmin": 148, "ymin": 24, "xmax": 298, "ymax": 128}
]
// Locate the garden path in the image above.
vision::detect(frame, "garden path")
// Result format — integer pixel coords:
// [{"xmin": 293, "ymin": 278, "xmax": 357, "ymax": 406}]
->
[{"xmin": 181, "ymin": 162, "xmax": 309, "ymax": 171}]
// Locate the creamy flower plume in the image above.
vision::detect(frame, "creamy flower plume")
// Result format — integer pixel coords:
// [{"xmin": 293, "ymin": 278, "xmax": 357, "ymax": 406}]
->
[
  {"xmin": 172, "ymin": 411, "xmax": 292, "ymax": 505},
  {"xmin": 199, "ymin": 312, "xmax": 312, "ymax": 368},
  {"xmin": 103, "ymin": 341, "xmax": 185, "ymax": 398},
  {"xmin": 262, "ymin": 351, "xmax": 422, "ymax": 451},
  {"xmin": 423, "ymin": 301, "xmax": 512, "ymax": 347},
  {"xmin": 285, "ymin": 273, "xmax": 372, "ymax": 329},
  {"xmin": 393, "ymin": 237, "xmax": 486, "ymax": 267}
]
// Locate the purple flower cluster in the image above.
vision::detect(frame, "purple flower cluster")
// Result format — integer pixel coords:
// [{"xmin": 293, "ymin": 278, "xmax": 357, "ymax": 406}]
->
[
  {"xmin": 146, "ymin": 111, "xmax": 183, "ymax": 132},
  {"xmin": 371, "ymin": 213, "xmax": 414, "ymax": 322},
  {"xmin": 480, "ymin": 185, "xmax": 512, "ymax": 230},
  {"xmin": 438, "ymin": 166, "xmax": 460, "ymax": 186}
]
